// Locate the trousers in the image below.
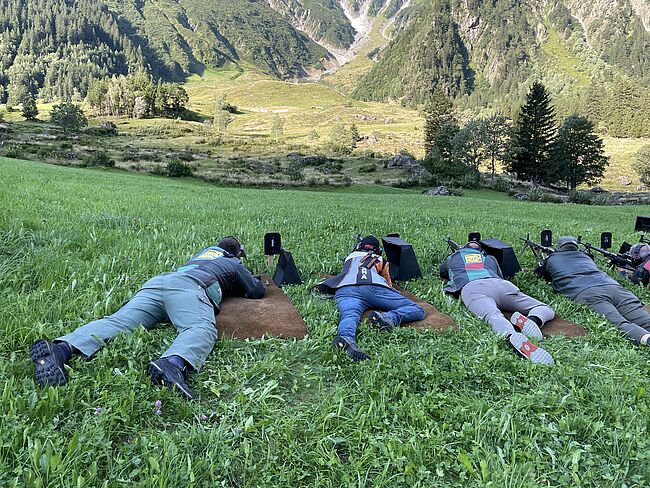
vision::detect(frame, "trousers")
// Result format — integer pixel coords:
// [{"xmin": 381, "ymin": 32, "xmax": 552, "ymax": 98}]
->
[
  {"xmin": 57, "ymin": 272, "xmax": 218, "ymax": 370},
  {"xmin": 460, "ymin": 278, "xmax": 555, "ymax": 335},
  {"xmin": 575, "ymin": 284, "xmax": 650, "ymax": 344},
  {"xmin": 334, "ymin": 285, "xmax": 426, "ymax": 339}
]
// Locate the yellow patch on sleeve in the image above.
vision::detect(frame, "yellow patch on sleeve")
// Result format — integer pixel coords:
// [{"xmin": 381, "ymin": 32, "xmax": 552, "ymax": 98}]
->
[{"xmin": 197, "ymin": 249, "xmax": 224, "ymax": 260}]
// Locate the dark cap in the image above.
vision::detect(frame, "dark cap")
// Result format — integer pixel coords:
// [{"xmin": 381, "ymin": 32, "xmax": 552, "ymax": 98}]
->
[
  {"xmin": 218, "ymin": 236, "xmax": 245, "ymax": 258},
  {"xmin": 359, "ymin": 236, "xmax": 381, "ymax": 254},
  {"xmin": 557, "ymin": 236, "xmax": 579, "ymax": 252}
]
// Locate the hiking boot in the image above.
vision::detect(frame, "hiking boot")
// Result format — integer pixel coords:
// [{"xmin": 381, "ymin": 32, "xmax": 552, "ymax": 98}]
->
[
  {"xmin": 510, "ymin": 312, "xmax": 543, "ymax": 340},
  {"xmin": 146, "ymin": 358, "xmax": 195, "ymax": 400},
  {"xmin": 508, "ymin": 332, "xmax": 554, "ymax": 365},
  {"xmin": 30, "ymin": 340, "xmax": 68, "ymax": 387},
  {"xmin": 332, "ymin": 335, "xmax": 370, "ymax": 362},
  {"xmin": 368, "ymin": 311, "xmax": 396, "ymax": 332}
]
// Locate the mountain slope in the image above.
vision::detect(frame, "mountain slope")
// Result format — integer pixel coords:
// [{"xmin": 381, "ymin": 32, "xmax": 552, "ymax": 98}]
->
[
  {"xmin": 0, "ymin": 0, "xmax": 334, "ymax": 103},
  {"xmin": 353, "ymin": 0, "xmax": 650, "ymax": 108}
]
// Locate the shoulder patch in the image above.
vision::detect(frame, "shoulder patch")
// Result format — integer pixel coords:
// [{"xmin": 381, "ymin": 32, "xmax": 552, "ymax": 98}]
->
[{"xmin": 197, "ymin": 249, "xmax": 224, "ymax": 260}]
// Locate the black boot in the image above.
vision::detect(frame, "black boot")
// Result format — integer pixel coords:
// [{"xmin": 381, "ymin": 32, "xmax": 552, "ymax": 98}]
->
[
  {"xmin": 147, "ymin": 358, "xmax": 196, "ymax": 400},
  {"xmin": 30, "ymin": 340, "xmax": 68, "ymax": 387},
  {"xmin": 332, "ymin": 335, "xmax": 370, "ymax": 362}
]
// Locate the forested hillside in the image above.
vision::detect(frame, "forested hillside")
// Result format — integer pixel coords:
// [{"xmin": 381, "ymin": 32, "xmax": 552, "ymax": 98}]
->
[
  {"xmin": 353, "ymin": 0, "xmax": 650, "ymax": 136},
  {"xmin": 0, "ymin": 0, "xmax": 331, "ymax": 104}
]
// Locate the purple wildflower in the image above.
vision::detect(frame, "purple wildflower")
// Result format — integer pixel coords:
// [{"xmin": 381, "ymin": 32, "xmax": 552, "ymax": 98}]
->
[
  {"xmin": 155, "ymin": 409, "xmax": 162, "ymax": 416},
  {"xmin": 154, "ymin": 400, "xmax": 162, "ymax": 409},
  {"xmin": 200, "ymin": 414, "xmax": 207, "ymax": 421},
  {"xmin": 95, "ymin": 407, "xmax": 103, "ymax": 416}
]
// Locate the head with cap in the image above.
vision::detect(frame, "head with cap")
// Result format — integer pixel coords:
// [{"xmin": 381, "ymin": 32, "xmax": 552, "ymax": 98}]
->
[
  {"xmin": 464, "ymin": 241, "xmax": 481, "ymax": 250},
  {"xmin": 557, "ymin": 236, "xmax": 579, "ymax": 252},
  {"xmin": 630, "ymin": 243, "xmax": 650, "ymax": 263},
  {"xmin": 218, "ymin": 236, "xmax": 246, "ymax": 258},
  {"xmin": 359, "ymin": 235, "xmax": 381, "ymax": 255}
]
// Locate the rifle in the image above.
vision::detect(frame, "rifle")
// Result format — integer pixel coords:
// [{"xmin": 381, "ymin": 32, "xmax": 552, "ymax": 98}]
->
[
  {"xmin": 445, "ymin": 237, "xmax": 461, "ymax": 253},
  {"xmin": 578, "ymin": 237, "xmax": 635, "ymax": 271},
  {"xmin": 519, "ymin": 234, "xmax": 555, "ymax": 264}
]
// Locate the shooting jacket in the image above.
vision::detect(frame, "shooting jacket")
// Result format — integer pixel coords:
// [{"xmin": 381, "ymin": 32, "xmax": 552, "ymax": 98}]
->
[
  {"xmin": 440, "ymin": 248, "xmax": 503, "ymax": 294},
  {"xmin": 537, "ymin": 250, "xmax": 619, "ymax": 299},
  {"xmin": 321, "ymin": 251, "xmax": 393, "ymax": 291},
  {"xmin": 177, "ymin": 246, "xmax": 265, "ymax": 311}
]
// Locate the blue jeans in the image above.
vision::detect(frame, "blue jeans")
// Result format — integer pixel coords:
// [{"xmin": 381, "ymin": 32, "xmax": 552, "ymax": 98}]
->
[
  {"xmin": 334, "ymin": 285, "xmax": 425, "ymax": 339},
  {"xmin": 57, "ymin": 272, "xmax": 218, "ymax": 370}
]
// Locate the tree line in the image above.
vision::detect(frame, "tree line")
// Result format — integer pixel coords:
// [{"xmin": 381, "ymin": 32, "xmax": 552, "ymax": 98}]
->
[{"xmin": 423, "ymin": 82, "xmax": 609, "ymax": 191}]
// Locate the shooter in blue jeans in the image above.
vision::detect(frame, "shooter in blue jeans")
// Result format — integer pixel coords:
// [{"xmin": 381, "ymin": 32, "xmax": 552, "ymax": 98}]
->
[{"xmin": 321, "ymin": 236, "xmax": 425, "ymax": 361}]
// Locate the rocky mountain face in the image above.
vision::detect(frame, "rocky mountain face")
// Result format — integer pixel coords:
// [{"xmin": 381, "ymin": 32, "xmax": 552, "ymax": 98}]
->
[{"xmin": 352, "ymin": 0, "xmax": 650, "ymax": 106}]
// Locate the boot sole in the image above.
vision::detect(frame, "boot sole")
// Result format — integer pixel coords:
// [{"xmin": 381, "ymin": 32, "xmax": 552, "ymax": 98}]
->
[
  {"xmin": 367, "ymin": 312, "xmax": 395, "ymax": 332},
  {"xmin": 146, "ymin": 361, "xmax": 195, "ymax": 400},
  {"xmin": 30, "ymin": 340, "xmax": 67, "ymax": 386}
]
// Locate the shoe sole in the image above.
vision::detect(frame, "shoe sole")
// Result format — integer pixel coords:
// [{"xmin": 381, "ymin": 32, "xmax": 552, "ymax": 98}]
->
[
  {"xmin": 146, "ymin": 361, "xmax": 195, "ymax": 400},
  {"xmin": 508, "ymin": 333, "xmax": 554, "ymax": 366},
  {"xmin": 333, "ymin": 337, "xmax": 370, "ymax": 362},
  {"xmin": 510, "ymin": 312, "xmax": 543, "ymax": 341},
  {"xmin": 367, "ymin": 312, "xmax": 395, "ymax": 332},
  {"xmin": 30, "ymin": 340, "xmax": 67, "ymax": 386}
]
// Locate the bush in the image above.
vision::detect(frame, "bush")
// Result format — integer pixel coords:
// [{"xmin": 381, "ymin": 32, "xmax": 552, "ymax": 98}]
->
[
  {"xmin": 3, "ymin": 146, "xmax": 25, "ymax": 159},
  {"xmin": 84, "ymin": 151, "xmax": 115, "ymax": 168},
  {"xmin": 359, "ymin": 163, "xmax": 377, "ymax": 173},
  {"xmin": 166, "ymin": 160, "xmax": 194, "ymax": 177},
  {"xmin": 569, "ymin": 190, "xmax": 610, "ymax": 205},
  {"xmin": 634, "ymin": 145, "xmax": 650, "ymax": 185},
  {"xmin": 285, "ymin": 160, "xmax": 305, "ymax": 181},
  {"xmin": 458, "ymin": 172, "xmax": 481, "ymax": 189},
  {"xmin": 489, "ymin": 177, "xmax": 512, "ymax": 193}
]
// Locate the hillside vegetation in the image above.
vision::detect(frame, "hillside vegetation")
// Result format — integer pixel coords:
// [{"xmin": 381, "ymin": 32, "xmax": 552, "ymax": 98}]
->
[{"xmin": 1, "ymin": 158, "xmax": 650, "ymax": 486}]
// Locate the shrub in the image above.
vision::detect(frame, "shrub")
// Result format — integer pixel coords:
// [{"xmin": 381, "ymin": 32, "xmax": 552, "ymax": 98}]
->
[
  {"xmin": 359, "ymin": 163, "xmax": 377, "ymax": 173},
  {"xmin": 634, "ymin": 145, "xmax": 650, "ymax": 185},
  {"xmin": 3, "ymin": 146, "xmax": 25, "ymax": 159},
  {"xmin": 84, "ymin": 151, "xmax": 115, "ymax": 168},
  {"xmin": 166, "ymin": 160, "xmax": 194, "ymax": 177},
  {"xmin": 489, "ymin": 177, "xmax": 512, "ymax": 193},
  {"xmin": 569, "ymin": 190, "xmax": 610, "ymax": 205},
  {"xmin": 285, "ymin": 160, "xmax": 305, "ymax": 181}
]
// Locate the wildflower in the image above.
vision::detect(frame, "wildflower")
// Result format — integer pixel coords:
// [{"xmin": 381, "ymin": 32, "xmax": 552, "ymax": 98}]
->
[
  {"xmin": 154, "ymin": 400, "xmax": 162, "ymax": 409},
  {"xmin": 95, "ymin": 407, "xmax": 103, "ymax": 416},
  {"xmin": 200, "ymin": 414, "xmax": 207, "ymax": 421}
]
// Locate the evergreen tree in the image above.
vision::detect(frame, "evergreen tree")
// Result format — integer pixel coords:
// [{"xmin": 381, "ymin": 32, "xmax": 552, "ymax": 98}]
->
[
  {"xmin": 507, "ymin": 82, "xmax": 557, "ymax": 183},
  {"xmin": 423, "ymin": 91, "xmax": 453, "ymax": 159},
  {"xmin": 634, "ymin": 145, "xmax": 650, "ymax": 186},
  {"xmin": 452, "ymin": 119, "xmax": 486, "ymax": 172},
  {"xmin": 551, "ymin": 114, "xmax": 609, "ymax": 190},
  {"xmin": 21, "ymin": 94, "xmax": 39, "ymax": 121}
]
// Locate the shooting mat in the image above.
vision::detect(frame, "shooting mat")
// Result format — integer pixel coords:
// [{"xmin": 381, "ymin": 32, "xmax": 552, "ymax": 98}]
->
[
  {"xmin": 217, "ymin": 274, "xmax": 306, "ymax": 340},
  {"xmin": 502, "ymin": 311, "xmax": 586, "ymax": 338},
  {"xmin": 362, "ymin": 287, "xmax": 456, "ymax": 331}
]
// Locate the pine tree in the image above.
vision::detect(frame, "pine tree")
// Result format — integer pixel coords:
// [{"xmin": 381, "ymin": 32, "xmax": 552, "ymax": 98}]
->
[
  {"xmin": 422, "ymin": 90, "xmax": 453, "ymax": 159},
  {"xmin": 507, "ymin": 82, "xmax": 557, "ymax": 183},
  {"xmin": 551, "ymin": 114, "xmax": 609, "ymax": 190},
  {"xmin": 21, "ymin": 94, "xmax": 39, "ymax": 120}
]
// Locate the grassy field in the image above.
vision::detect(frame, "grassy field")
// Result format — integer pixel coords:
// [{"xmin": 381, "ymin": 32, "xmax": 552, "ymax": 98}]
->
[
  {"xmin": 2, "ymin": 157, "xmax": 650, "ymax": 486},
  {"xmin": 3, "ymin": 64, "xmax": 647, "ymax": 192}
]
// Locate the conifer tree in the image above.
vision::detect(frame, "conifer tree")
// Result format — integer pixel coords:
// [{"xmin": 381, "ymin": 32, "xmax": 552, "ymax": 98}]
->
[
  {"xmin": 423, "ymin": 90, "xmax": 453, "ymax": 159},
  {"xmin": 507, "ymin": 82, "xmax": 557, "ymax": 183},
  {"xmin": 551, "ymin": 114, "xmax": 609, "ymax": 190},
  {"xmin": 21, "ymin": 94, "xmax": 38, "ymax": 121}
]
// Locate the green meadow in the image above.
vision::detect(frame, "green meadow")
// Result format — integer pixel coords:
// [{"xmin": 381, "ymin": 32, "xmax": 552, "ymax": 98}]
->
[{"xmin": 1, "ymin": 157, "xmax": 650, "ymax": 487}]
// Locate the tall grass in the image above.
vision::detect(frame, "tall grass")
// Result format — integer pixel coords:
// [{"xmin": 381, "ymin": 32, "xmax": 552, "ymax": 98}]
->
[{"xmin": 1, "ymin": 157, "xmax": 649, "ymax": 486}]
